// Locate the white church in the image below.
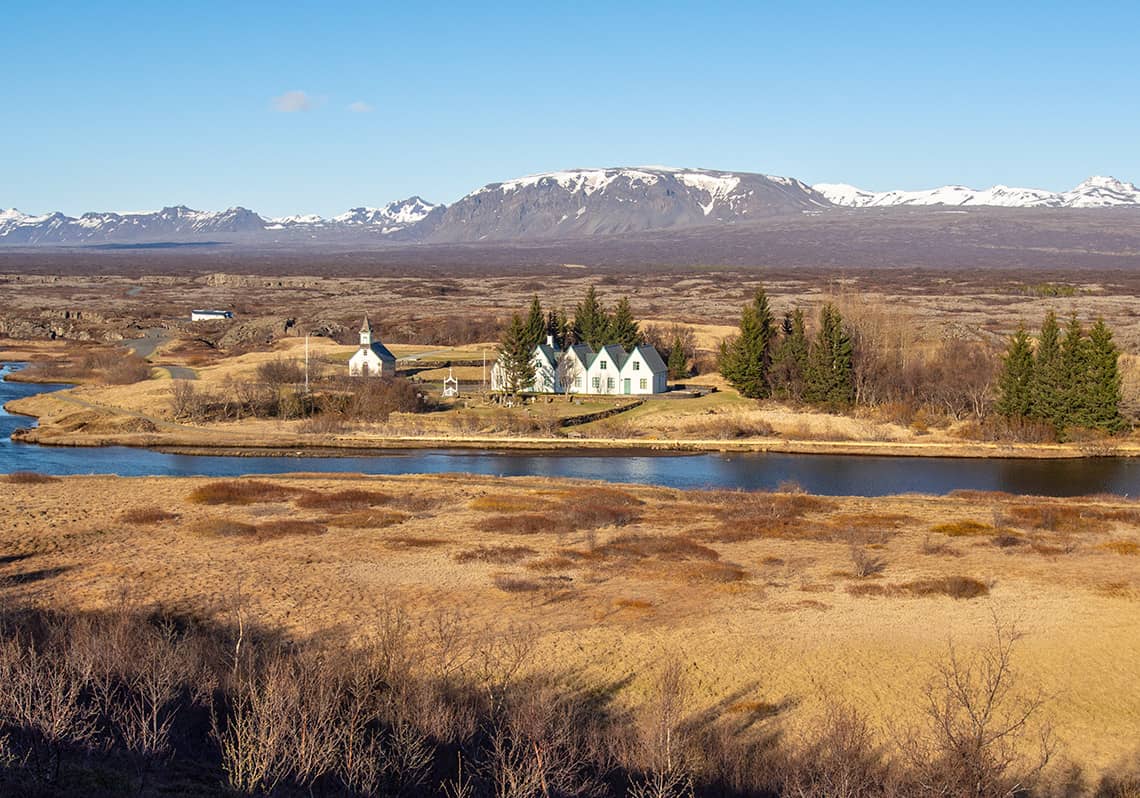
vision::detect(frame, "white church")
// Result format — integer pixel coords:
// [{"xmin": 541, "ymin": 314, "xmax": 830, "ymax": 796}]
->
[
  {"xmin": 348, "ymin": 316, "xmax": 396, "ymax": 377},
  {"xmin": 491, "ymin": 336, "xmax": 668, "ymax": 395}
]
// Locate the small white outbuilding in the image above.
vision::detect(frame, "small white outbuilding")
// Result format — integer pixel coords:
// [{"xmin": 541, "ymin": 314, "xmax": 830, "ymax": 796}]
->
[{"xmin": 348, "ymin": 315, "xmax": 396, "ymax": 377}]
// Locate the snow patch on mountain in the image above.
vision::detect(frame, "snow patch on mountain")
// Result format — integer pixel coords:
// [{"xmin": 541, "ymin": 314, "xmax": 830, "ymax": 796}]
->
[{"xmin": 817, "ymin": 176, "xmax": 1138, "ymax": 209}]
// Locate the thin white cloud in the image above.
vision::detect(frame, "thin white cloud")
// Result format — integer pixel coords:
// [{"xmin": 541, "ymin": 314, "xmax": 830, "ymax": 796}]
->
[
  {"xmin": 347, "ymin": 101, "xmax": 373, "ymax": 113},
  {"xmin": 272, "ymin": 90, "xmax": 314, "ymax": 113}
]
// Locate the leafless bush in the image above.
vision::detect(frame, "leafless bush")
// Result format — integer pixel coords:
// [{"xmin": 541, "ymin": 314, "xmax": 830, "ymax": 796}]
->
[
  {"xmin": 902, "ymin": 613, "xmax": 1054, "ymax": 797},
  {"xmin": 629, "ymin": 662, "xmax": 695, "ymax": 798},
  {"xmin": 781, "ymin": 700, "xmax": 892, "ymax": 798},
  {"xmin": 849, "ymin": 544, "xmax": 886, "ymax": 578}
]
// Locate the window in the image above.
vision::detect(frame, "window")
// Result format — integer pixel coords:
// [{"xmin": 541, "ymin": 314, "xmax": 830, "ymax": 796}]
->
[
  {"xmin": 632, "ymin": 361, "xmax": 640, "ymax": 371},
  {"xmin": 607, "ymin": 377, "xmax": 615, "ymax": 390},
  {"xmin": 599, "ymin": 360, "xmax": 607, "ymax": 369},
  {"xmin": 575, "ymin": 377, "xmax": 582, "ymax": 388},
  {"xmin": 640, "ymin": 379, "xmax": 647, "ymax": 390},
  {"xmin": 592, "ymin": 376, "xmax": 600, "ymax": 391}
]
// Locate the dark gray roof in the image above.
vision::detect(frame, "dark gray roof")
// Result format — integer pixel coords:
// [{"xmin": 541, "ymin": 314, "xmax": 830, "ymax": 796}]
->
[
  {"xmin": 566, "ymin": 344, "xmax": 594, "ymax": 365},
  {"xmin": 535, "ymin": 343, "xmax": 559, "ymax": 365},
  {"xmin": 632, "ymin": 344, "xmax": 667, "ymax": 374},
  {"xmin": 591, "ymin": 344, "xmax": 628, "ymax": 370},
  {"xmin": 366, "ymin": 341, "xmax": 395, "ymax": 362}
]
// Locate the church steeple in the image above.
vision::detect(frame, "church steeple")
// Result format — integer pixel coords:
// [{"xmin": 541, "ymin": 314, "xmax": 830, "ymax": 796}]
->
[{"xmin": 359, "ymin": 315, "xmax": 372, "ymax": 348}]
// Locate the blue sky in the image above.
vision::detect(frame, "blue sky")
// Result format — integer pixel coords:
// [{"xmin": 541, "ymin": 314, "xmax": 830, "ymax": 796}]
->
[{"xmin": 4, "ymin": 1, "xmax": 1139, "ymax": 217}]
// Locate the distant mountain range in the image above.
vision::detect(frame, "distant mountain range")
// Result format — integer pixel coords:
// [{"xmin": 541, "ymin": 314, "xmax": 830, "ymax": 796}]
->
[
  {"xmin": 2, "ymin": 169, "xmax": 1137, "ymax": 247},
  {"xmin": 815, "ymin": 175, "xmax": 1140, "ymax": 209}
]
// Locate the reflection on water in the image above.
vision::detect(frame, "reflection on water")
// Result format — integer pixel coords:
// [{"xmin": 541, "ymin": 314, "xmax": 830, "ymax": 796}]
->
[{"xmin": 3, "ymin": 362, "xmax": 1139, "ymax": 497}]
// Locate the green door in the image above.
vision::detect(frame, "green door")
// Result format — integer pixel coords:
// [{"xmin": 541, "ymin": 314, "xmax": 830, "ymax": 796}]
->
[{"xmin": 623, "ymin": 378, "xmax": 631, "ymax": 394}]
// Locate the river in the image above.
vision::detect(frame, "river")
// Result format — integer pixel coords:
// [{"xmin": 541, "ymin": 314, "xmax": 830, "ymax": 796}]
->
[{"xmin": 3, "ymin": 362, "xmax": 1139, "ymax": 496}]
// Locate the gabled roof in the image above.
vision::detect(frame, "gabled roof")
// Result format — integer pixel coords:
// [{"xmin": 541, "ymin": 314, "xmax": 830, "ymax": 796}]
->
[
  {"xmin": 365, "ymin": 341, "xmax": 395, "ymax": 361},
  {"xmin": 564, "ymin": 344, "xmax": 594, "ymax": 366},
  {"xmin": 592, "ymin": 344, "xmax": 629, "ymax": 370},
  {"xmin": 535, "ymin": 343, "xmax": 559, "ymax": 367},
  {"xmin": 630, "ymin": 344, "xmax": 668, "ymax": 374}
]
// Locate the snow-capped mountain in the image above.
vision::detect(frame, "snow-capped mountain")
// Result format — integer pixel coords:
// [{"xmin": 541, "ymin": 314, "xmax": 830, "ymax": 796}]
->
[
  {"xmin": 3, "ymin": 170, "xmax": 1137, "ymax": 248},
  {"xmin": 429, "ymin": 167, "xmax": 829, "ymax": 242},
  {"xmin": 816, "ymin": 176, "xmax": 1140, "ymax": 209},
  {"xmin": 0, "ymin": 205, "xmax": 266, "ymax": 245}
]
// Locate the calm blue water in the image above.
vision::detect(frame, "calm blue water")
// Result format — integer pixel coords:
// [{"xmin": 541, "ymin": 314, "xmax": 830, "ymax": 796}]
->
[{"xmin": 3, "ymin": 362, "xmax": 1139, "ymax": 497}]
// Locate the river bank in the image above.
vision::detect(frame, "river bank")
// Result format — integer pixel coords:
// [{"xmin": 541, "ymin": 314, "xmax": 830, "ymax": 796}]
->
[{"xmin": 6, "ymin": 386, "xmax": 1135, "ymax": 460}]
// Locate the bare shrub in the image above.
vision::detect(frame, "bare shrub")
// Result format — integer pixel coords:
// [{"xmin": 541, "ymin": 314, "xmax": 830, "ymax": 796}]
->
[
  {"xmin": 781, "ymin": 700, "xmax": 891, "ymax": 798},
  {"xmin": 629, "ymin": 662, "xmax": 694, "ymax": 798},
  {"xmin": 3, "ymin": 471, "xmax": 60, "ymax": 484},
  {"xmin": 119, "ymin": 506, "xmax": 179, "ymax": 524},
  {"xmin": 932, "ymin": 519, "xmax": 994, "ymax": 537},
  {"xmin": 849, "ymin": 544, "xmax": 887, "ymax": 578},
  {"xmin": 256, "ymin": 357, "xmax": 304, "ymax": 388},
  {"xmin": 103, "ymin": 353, "xmax": 153, "ymax": 385},
  {"xmin": 903, "ymin": 615, "xmax": 1054, "ymax": 797},
  {"xmin": 903, "ymin": 576, "xmax": 990, "ymax": 600},
  {"xmin": 187, "ymin": 479, "xmax": 299, "ymax": 505},
  {"xmin": 294, "ymin": 488, "xmax": 391, "ymax": 511},
  {"xmin": 454, "ymin": 545, "xmax": 537, "ymax": 564},
  {"xmin": 322, "ymin": 509, "xmax": 410, "ymax": 529}
]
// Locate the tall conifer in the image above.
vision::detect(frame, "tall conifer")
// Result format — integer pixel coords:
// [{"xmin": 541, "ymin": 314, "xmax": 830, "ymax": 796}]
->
[
  {"xmin": 1031, "ymin": 310, "xmax": 1063, "ymax": 426},
  {"xmin": 996, "ymin": 324, "xmax": 1034, "ymax": 419},
  {"xmin": 719, "ymin": 288, "xmax": 775, "ymax": 398},
  {"xmin": 609, "ymin": 297, "xmax": 642, "ymax": 350},
  {"xmin": 573, "ymin": 286, "xmax": 611, "ymax": 350},
  {"xmin": 804, "ymin": 303, "xmax": 854, "ymax": 409},
  {"xmin": 1085, "ymin": 318, "xmax": 1125, "ymax": 433}
]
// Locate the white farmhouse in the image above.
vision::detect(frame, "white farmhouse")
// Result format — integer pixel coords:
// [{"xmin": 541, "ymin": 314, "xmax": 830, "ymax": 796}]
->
[
  {"xmin": 348, "ymin": 315, "xmax": 396, "ymax": 377},
  {"xmin": 492, "ymin": 339, "xmax": 668, "ymax": 396}
]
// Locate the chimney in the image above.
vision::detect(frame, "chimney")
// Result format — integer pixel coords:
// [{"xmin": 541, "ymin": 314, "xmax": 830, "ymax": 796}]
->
[{"xmin": 546, "ymin": 334, "xmax": 554, "ymax": 347}]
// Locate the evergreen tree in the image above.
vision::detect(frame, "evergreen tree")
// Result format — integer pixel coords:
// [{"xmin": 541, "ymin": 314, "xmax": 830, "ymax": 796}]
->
[
  {"xmin": 1085, "ymin": 318, "xmax": 1126, "ymax": 433},
  {"xmin": 573, "ymin": 286, "xmax": 611, "ymax": 350},
  {"xmin": 719, "ymin": 287, "xmax": 775, "ymax": 398},
  {"xmin": 667, "ymin": 336, "xmax": 688, "ymax": 380},
  {"xmin": 545, "ymin": 309, "xmax": 570, "ymax": 349},
  {"xmin": 771, "ymin": 308, "xmax": 810, "ymax": 401},
  {"xmin": 995, "ymin": 324, "xmax": 1034, "ymax": 419},
  {"xmin": 609, "ymin": 297, "xmax": 641, "ymax": 350},
  {"xmin": 523, "ymin": 295, "xmax": 546, "ymax": 350},
  {"xmin": 804, "ymin": 303, "xmax": 855, "ymax": 409},
  {"xmin": 1060, "ymin": 312, "xmax": 1091, "ymax": 429},
  {"xmin": 1031, "ymin": 310, "xmax": 1063, "ymax": 425},
  {"xmin": 497, "ymin": 314, "xmax": 536, "ymax": 395}
]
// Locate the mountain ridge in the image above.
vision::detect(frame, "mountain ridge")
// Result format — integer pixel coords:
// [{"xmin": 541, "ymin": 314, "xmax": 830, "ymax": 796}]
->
[{"xmin": 3, "ymin": 168, "xmax": 1138, "ymax": 247}]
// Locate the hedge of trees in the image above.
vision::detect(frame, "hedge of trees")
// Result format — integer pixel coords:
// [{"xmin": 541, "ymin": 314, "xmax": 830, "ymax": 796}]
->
[
  {"xmin": 719, "ymin": 288, "xmax": 855, "ymax": 410},
  {"xmin": 996, "ymin": 310, "xmax": 1124, "ymax": 436},
  {"xmin": 717, "ymin": 288, "xmax": 1132, "ymax": 436}
]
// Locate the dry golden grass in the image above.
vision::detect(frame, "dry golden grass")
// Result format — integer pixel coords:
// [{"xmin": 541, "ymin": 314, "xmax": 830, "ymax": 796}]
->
[
  {"xmin": 2, "ymin": 472, "xmax": 1139, "ymax": 778},
  {"xmin": 1101, "ymin": 540, "xmax": 1140, "ymax": 556}
]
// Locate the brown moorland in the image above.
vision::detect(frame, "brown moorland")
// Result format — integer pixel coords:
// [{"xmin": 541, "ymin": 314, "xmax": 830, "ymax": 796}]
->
[{"xmin": 2, "ymin": 472, "xmax": 1139, "ymax": 781}]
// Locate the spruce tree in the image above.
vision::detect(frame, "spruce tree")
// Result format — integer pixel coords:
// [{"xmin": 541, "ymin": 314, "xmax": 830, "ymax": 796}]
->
[
  {"xmin": 804, "ymin": 303, "xmax": 855, "ymax": 409},
  {"xmin": 771, "ymin": 308, "xmax": 809, "ymax": 401},
  {"xmin": 1085, "ymin": 318, "xmax": 1125, "ymax": 433},
  {"xmin": 719, "ymin": 287, "xmax": 775, "ymax": 398},
  {"xmin": 667, "ymin": 336, "xmax": 688, "ymax": 380},
  {"xmin": 609, "ymin": 297, "xmax": 642, "ymax": 350},
  {"xmin": 1031, "ymin": 310, "xmax": 1063, "ymax": 426},
  {"xmin": 1060, "ymin": 312, "xmax": 1091, "ymax": 430},
  {"xmin": 497, "ymin": 314, "xmax": 536, "ymax": 395},
  {"xmin": 573, "ymin": 286, "xmax": 611, "ymax": 350},
  {"xmin": 523, "ymin": 295, "xmax": 546, "ymax": 350},
  {"xmin": 546, "ymin": 308, "xmax": 570, "ymax": 349},
  {"xmin": 996, "ymin": 324, "xmax": 1034, "ymax": 419}
]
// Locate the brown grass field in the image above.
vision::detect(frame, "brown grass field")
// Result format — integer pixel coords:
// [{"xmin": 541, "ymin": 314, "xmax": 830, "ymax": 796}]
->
[{"xmin": 2, "ymin": 472, "xmax": 1138, "ymax": 779}]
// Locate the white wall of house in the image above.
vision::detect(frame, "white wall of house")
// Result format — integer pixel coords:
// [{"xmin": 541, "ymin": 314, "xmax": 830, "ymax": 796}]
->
[
  {"xmin": 585, "ymin": 347, "xmax": 623, "ymax": 396},
  {"xmin": 619, "ymin": 347, "xmax": 667, "ymax": 395},
  {"xmin": 348, "ymin": 348, "xmax": 395, "ymax": 377}
]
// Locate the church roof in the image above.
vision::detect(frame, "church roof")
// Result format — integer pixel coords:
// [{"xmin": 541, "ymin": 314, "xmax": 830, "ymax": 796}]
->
[
  {"xmin": 360, "ymin": 315, "xmax": 372, "ymax": 333},
  {"xmin": 365, "ymin": 341, "xmax": 395, "ymax": 362}
]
